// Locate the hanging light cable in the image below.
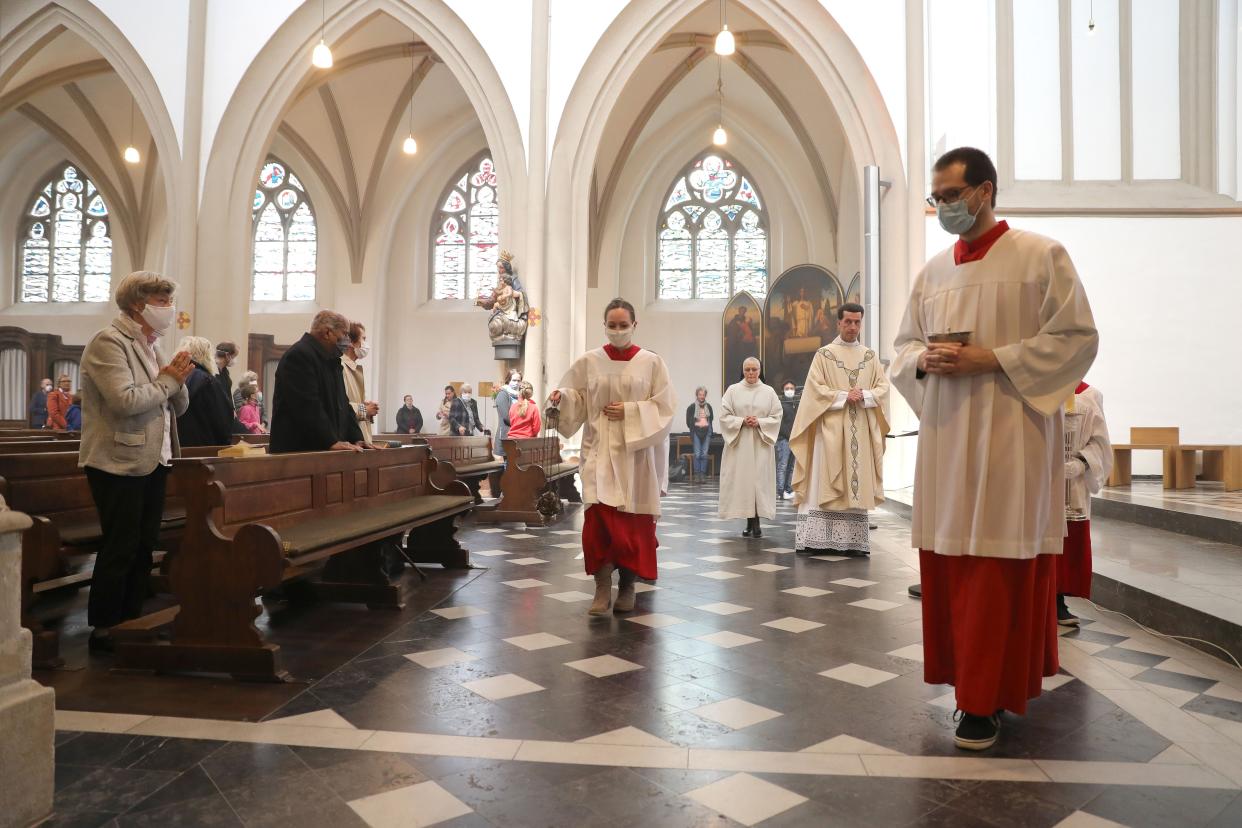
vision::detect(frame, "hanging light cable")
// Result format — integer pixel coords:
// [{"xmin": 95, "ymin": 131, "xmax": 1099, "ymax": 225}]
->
[
  {"xmin": 123, "ymin": 95, "xmax": 140, "ymax": 164},
  {"xmin": 402, "ymin": 40, "xmax": 418, "ymax": 154},
  {"xmin": 715, "ymin": 0, "xmax": 735, "ymax": 56},
  {"xmin": 712, "ymin": 58, "xmax": 727, "ymax": 146},
  {"xmin": 1087, "ymin": 0, "xmax": 1096, "ymax": 35},
  {"xmin": 312, "ymin": 0, "xmax": 333, "ymax": 68}
]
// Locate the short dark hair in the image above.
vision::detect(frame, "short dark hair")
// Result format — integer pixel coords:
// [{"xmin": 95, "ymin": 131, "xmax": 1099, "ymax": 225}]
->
[
  {"xmin": 933, "ymin": 146, "xmax": 998, "ymax": 207},
  {"xmin": 216, "ymin": 341, "xmax": 237, "ymax": 357},
  {"xmin": 348, "ymin": 321, "xmax": 365, "ymax": 344},
  {"xmin": 837, "ymin": 302, "xmax": 865, "ymax": 320},
  {"xmin": 782, "ymin": 380, "xmax": 796, "ymax": 389},
  {"xmin": 604, "ymin": 297, "xmax": 636, "ymax": 323}
]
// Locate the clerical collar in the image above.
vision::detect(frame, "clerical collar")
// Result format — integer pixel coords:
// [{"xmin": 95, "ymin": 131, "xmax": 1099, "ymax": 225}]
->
[
  {"xmin": 954, "ymin": 220, "xmax": 1009, "ymax": 265},
  {"xmin": 603, "ymin": 343, "xmax": 641, "ymax": 361}
]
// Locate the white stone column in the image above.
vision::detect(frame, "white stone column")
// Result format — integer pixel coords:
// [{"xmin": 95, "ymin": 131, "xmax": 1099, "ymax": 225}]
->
[
  {"xmin": 0, "ymin": 497, "xmax": 53, "ymax": 828},
  {"xmin": 523, "ymin": 0, "xmax": 551, "ymax": 398}
]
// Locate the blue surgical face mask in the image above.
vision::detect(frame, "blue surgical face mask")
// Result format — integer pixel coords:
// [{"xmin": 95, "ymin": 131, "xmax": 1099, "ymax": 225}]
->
[{"xmin": 936, "ymin": 190, "xmax": 982, "ymax": 235}]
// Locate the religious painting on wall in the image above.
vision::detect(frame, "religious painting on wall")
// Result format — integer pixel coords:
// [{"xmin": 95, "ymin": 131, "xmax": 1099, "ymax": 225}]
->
[
  {"xmin": 764, "ymin": 264, "xmax": 844, "ymax": 391},
  {"xmin": 721, "ymin": 291, "xmax": 763, "ymax": 393},
  {"xmin": 846, "ymin": 272, "xmax": 861, "ymax": 306}
]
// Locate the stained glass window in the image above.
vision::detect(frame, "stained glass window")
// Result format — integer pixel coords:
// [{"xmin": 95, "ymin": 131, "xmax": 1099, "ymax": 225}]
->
[
  {"xmin": 19, "ymin": 164, "xmax": 112, "ymax": 302},
  {"xmin": 657, "ymin": 152, "xmax": 769, "ymax": 300},
  {"xmin": 431, "ymin": 153, "xmax": 500, "ymax": 299},
  {"xmin": 251, "ymin": 157, "xmax": 317, "ymax": 301}
]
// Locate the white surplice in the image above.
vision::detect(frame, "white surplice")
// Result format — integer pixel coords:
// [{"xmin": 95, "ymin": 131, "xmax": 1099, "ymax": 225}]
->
[
  {"xmin": 891, "ymin": 228, "xmax": 1099, "ymax": 559},
  {"xmin": 1067, "ymin": 386, "xmax": 1111, "ymax": 521},
  {"xmin": 718, "ymin": 379, "xmax": 783, "ymax": 520},
  {"xmin": 552, "ymin": 348, "xmax": 675, "ymax": 516}
]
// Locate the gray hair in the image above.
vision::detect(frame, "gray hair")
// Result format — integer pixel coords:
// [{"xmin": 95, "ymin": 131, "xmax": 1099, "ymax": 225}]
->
[
  {"xmin": 742, "ymin": 357, "xmax": 762, "ymax": 369},
  {"xmin": 114, "ymin": 270, "xmax": 176, "ymax": 312},
  {"xmin": 460, "ymin": 383, "xmax": 473, "ymax": 394},
  {"xmin": 311, "ymin": 310, "xmax": 349, "ymax": 336},
  {"xmin": 176, "ymin": 336, "xmax": 216, "ymax": 375},
  {"xmin": 695, "ymin": 385, "xmax": 708, "ymax": 395}
]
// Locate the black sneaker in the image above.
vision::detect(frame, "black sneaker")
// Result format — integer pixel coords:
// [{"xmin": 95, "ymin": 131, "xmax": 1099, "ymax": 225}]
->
[
  {"xmin": 907, "ymin": 584, "xmax": 922, "ymax": 599},
  {"xmin": 1057, "ymin": 597, "xmax": 1079, "ymax": 627},
  {"xmin": 953, "ymin": 711, "xmax": 1000, "ymax": 751}
]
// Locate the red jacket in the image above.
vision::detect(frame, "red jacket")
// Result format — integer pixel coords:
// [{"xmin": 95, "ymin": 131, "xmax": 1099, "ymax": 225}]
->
[{"xmin": 45, "ymin": 389, "xmax": 72, "ymax": 430}]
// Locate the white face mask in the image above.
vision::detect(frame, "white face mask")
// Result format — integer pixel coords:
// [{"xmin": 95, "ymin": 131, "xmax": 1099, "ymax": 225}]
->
[
  {"xmin": 784, "ymin": 389, "xmax": 795, "ymax": 398},
  {"xmin": 43, "ymin": 383, "xmax": 53, "ymax": 392},
  {"xmin": 461, "ymin": 393, "xmax": 472, "ymax": 402},
  {"xmin": 606, "ymin": 326, "xmax": 634, "ymax": 349},
  {"xmin": 140, "ymin": 303, "xmax": 175, "ymax": 335},
  {"xmin": 509, "ymin": 379, "xmax": 520, "ymax": 391},
  {"xmin": 355, "ymin": 344, "xmax": 370, "ymax": 360}
]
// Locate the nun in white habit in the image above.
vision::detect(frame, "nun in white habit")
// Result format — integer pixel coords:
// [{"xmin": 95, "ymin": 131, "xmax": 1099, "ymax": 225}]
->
[{"xmin": 718, "ymin": 357, "xmax": 783, "ymax": 537}]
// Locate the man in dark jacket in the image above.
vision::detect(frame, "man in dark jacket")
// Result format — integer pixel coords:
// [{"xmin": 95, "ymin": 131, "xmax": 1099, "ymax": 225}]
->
[
  {"xmin": 269, "ymin": 311, "xmax": 364, "ymax": 453},
  {"xmin": 776, "ymin": 380, "xmax": 798, "ymax": 500},
  {"xmin": 28, "ymin": 377, "xmax": 51, "ymax": 428},
  {"xmin": 395, "ymin": 395, "xmax": 423, "ymax": 433},
  {"xmin": 214, "ymin": 341, "xmax": 238, "ymax": 406}
]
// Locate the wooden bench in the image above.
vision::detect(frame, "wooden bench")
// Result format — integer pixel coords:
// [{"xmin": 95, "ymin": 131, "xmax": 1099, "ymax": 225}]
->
[
  {"xmin": 374, "ymin": 433, "xmax": 504, "ymax": 503},
  {"xmin": 1108, "ymin": 427, "xmax": 1192, "ymax": 490},
  {"xmin": 113, "ymin": 444, "xmax": 474, "ymax": 681},
  {"xmin": 476, "ymin": 437, "xmax": 580, "ymax": 526}
]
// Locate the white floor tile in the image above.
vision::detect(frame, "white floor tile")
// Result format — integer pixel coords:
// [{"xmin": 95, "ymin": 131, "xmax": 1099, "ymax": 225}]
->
[
  {"xmin": 663, "ymin": 532, "xmax": 693, "ymax": 538},
  {"xmin": 658, "ymin": 561, "xmax": 692, "ymax": 570},
  {"xmin": 701, "ymin": 538, "xmax": 737, "ymax": 545},
  {"xmin": 551, "ymin": 530, "xmax": 579, "ymax": 535},
  {"xmin": 565, "ymin": 654, "xmax": 644, "ymax": 677},
  {"xmin": 1154, "ymin": 658, "xmax": 1211, "ymax": 679},
  {"xmin": 696, "ymin": 631, "xmax": 762, "ymax": 649},
  {"xmin": 51, "ymin": 710, "xmax": 152, "ymax": 734},
  {"xmin": 552, "ymin": 542, "xmax": 582, "ymax": 549},
  {"xmin": 502, "ymin": 578, "xmax": 550, "ymax": 589},
  {"xmin": 801, "ymin": 734, "xmax": 902, "ymax": 755},
  {"xmin": 633, "ymin": 583, "xmax": 660, "ymax": 593},
  {"xmin": 1149, "ymin": 745, "xmax": 1201, "ymax": 765},
  {"xmin": 702, "ymin": 529, "xmax": 733, "ymax": 534},
  {"xmin": 685, "ymin": 773, "xmax": 807, "ymax": 826},
  {"xmin": 887, "ymin": 644, "xmax": 924, "ymax": 661},
  {"xmin": 404, "ymin": 647, "xmax": 480, "ymax": 669},
  {"xmin": 430, "ymin": 606, "xmax": 487, "ymax": 620},
  {"xmin": 577, "ymin": 726, "xmax": 676, "ymax": 749},
  {"xmin": 266, "ymin": 709, "xmax": 357, "ymax": 730},
  {"xmin": 692, "ymin": 698, "xmax": 783, "ymax": 730},
  {"xmin": 461, "ymin": 673, "xmax": 545, "ymax": 701},
  {"xmin": 1137, "ymin": 680, "xmax": 1200, "ymax": 708},
  {"xmin": 831, "ymin": 578, "xmax": 879, "ymax": 588},
  {"xmin": 565, "ymin": 572, "xmax": 595, "ymax": 581},
  {"xmin": 783, "ymin": 586, "xmax": 832, "ymax": 597},
  {"xmin": 476, "ymin": 528, "xmax": 507, "ymax": 534},
  {"xmin": 506, "ymin": 557, "xmax": 548, "ymax": 566},
  {"xmin": 1096, "ymin": 658, "xmax": 1150, "ymax": 678},
  {"xmin": 1052, "ymin": 812, "xmax": 1129, "ymax": 828},
  {"xmin": 469, "ymin": 549, "xmax": 510, "ymax": 557},
  {"xmin": 746, "ymin": 563, "xmax": 789, "ymax": 572},
  {"xmin": 627, "ymin": 613, "xmax": 687, "ymax": 629},
  {"xmin": 699, "ymin": 571, "xmax": 744, "ymax": 580},
  {"xmin": 507, "ymin": 533, "xmax": 537, "ymax": 539},
  {"xmin": 504, "ymin": 632, "xmax": 572, "ymax": 651},
  {"xmin": 849, "ymin": 598, "xmax": 902, "ymax": 611},
  {"xmin": 928, "ymin": 691, "xmax": 958, "ymax": 710},
  {"xmin": 819, "ymin": 663, "xmax": 898, "ymax": 688},
  {"xmin": 347, "ymin": 780, "xmax": 473, "ymax": 828},
  {"xmin": 698, "ymin": 555, "xmax": 739, "ymax": 563},
  {"xmin": 765, "ymin": 547, "xmax": 796, "ymax": 554},
  {"xmin": 811, "ymin": 555, "xmax": 849, "ymax": 562},
  {"xmin": 1042, "ymin": 673, "xmax": 1076, "ymax": 692},
  {"xmin": 695, "ymin": 602, "xmax": 752, "ymax": 615},
  {"xmin": 545, "ymin": 590, "xmax": 595, "ymax": 603},
  {"xmin": 1066, "ymin": 638, "xmax": 1111, "ymax": 655},
  {"xmin": 763, "ymin": 616, "xmax": 825, "ymax": 633},
  {"xmin": 1206, "ymin": 682, "xmax": 1242, "ymax": 704}
]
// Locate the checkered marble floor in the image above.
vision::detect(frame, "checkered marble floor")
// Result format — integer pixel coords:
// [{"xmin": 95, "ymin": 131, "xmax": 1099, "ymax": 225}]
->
[{"xmin": 48, "ymin": 481, "xmax": 1242, "ymax": 827}]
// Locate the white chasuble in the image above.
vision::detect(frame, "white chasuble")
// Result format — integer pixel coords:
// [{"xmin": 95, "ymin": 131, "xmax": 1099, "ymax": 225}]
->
[
  {"xmin": 552, "ymin": 348, "xmax": 675, "ymax": 516},
  {"xmin": 891, "ymin": 229, "xmax": 1099, "ymax": 559},
  {"xmin": 788, "ymin": 338, "xmax": 890, "ymax": 514},
  {"xmin": 718, "ymin": 380, "xmax": 783, "ymax": 519}
]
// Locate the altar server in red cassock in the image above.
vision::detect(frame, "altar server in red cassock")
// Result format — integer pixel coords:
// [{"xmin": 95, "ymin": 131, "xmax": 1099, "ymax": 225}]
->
[
  {"xmin": 549, "ymin": 298, "xmax": 675, "ymax": 617},
  {"xmin": 1058, "ymin": 382, "xmax": 1111, "ymax": 626},
  {"xmin": 891, "ymin": 147, "xmax": 1098, "ymax": 751}
]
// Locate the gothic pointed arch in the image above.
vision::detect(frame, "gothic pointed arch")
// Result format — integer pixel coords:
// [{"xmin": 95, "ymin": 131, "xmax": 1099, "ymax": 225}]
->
[
  {"xmin": 429, "ymin": 151, "xmax": 500, "ymax": 300},
  {"xmin": 17, "ymin": 162, "xmax": 113, "ymax": 303},
  {"xmin": 251, "ymin": 157, "xmax": 318, "ymax": 301}
]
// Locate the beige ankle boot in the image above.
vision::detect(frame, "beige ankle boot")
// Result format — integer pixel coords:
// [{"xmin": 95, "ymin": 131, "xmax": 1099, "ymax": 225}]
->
[
  {"xmin": 589, "ymin": 564, "xmax": 614, "ymax": 615},
  {"xmin": 613, "ymin": 569, "xmax": 637, "ymax": 613}
]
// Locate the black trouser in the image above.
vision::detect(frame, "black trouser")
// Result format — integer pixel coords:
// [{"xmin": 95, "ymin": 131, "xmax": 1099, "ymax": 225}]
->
[{"xmin": 85, "ymin": 464, "xmax": 168, "ymax": 629}]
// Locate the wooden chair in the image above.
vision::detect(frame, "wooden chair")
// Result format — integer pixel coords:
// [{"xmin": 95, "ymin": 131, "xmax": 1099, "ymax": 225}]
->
[
  {"xmin": 676, "ymin": 434, "xmax": 715, "ymax": 480},
  {"xmin": 1108, "ymin": 427, "xmax": 1191, "ymax": 490}
]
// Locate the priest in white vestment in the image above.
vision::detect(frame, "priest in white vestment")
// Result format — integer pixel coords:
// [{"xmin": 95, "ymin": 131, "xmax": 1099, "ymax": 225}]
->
[
  {"xmin": 1057, "ymin": 382, "xmax": 1111, "ymax": 626},
  {"xmin": 550, "ymin": 298, "xmax": 674, "ymax": 616},
  {"xmin": 891, "ymin": 148, "xmax": 1098, "ymax": 752},
  {"xmin": 788, "ymin": 303, "xmax": 889, "ymax": 556},
  {"xmin": 718, "ymin": 358, "xmax": 782, "ymax": 538}
]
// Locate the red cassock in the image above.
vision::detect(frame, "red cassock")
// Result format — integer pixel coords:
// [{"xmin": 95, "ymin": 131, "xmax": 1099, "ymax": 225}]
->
[{"xmin": 920, "ymin": 550, "xmax": 1059, "ymax": 716}]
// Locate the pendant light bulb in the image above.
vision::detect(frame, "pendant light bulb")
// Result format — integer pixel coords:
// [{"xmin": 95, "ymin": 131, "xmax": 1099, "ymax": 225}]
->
[
  {"xmin": 712, "ymin": 125, "xmax": 728, "ymax": 146},
  {"xmin": 402, "ymin": 135, "xmax": 418, "ymax": 155},
  {"xmin": 312, "ymin": 39, "xmax": 333, "ymax": 69},
  {"xmin": 123, "ymin": 145, "xmax": 140, "ymax": 164},
  {"xmin": 714, "ymin": 24, "xmax": 735, "ymax": 56}
]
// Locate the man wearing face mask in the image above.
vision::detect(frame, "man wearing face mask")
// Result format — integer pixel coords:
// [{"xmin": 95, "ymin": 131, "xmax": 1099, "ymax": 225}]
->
[
  {"xmin": 458, "ymin": 384, "xmax": 483, "ymax": 435},
  {"xmin": 29, "ymin": 377, "xmax": 52, "ymax": 429},
  {"xmin": 78, "ymin": 271, "xmax": 192, "ymax": 652},
  {"xmin": 269, "ymin": 310, "xmax": 364, "ymax": 454},
  {"xmin": 775, "ymin": 381, "xmax": 798, "ymax": 500},
  {"xmin": 891, "ymin": 147, "xmax": 1098, "ymax": 751},
  {"xmin": 341, "ymin": 321, "xmax": 380, "ymax": 446},
  {"xmin": 214, "ymin": 341, "xmax": 238, "ymax": 405}
]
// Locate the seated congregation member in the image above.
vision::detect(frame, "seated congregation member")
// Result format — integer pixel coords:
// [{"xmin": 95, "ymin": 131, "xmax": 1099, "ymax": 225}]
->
[
  {"xmin": 342, "ymin": 321, "xmax": 380, "ymax": 444},
  {"xmin": 45, "ymin": 374, "xmax": 73, "ymax": 430},
  {"xmin": 269, "ymin": 310, "xmax": 364, "ymax": 453},
  {"xmin": 174, "ymin": 335, "xmax": 235, "ymax": 447},
  {"xmin": 1059, "ymin": 382, "xmax": 1111, "ymax": 626},
  {"xmin": 685, "ymin": 386, "xmax": 714, "ymax": 481},
  {"xmin": 214, "ymin": 340, "xmax": 238, "ymax": 405},
  {"xmin": 396, "ymin": 395, "xmax": 423, "ymax": 433},
  {"xmin": 506, "ymin": 381, "xmax": 541, "ymax": 439},
  {"xmin": 459, "ymin": 383, "xmax": 484, "ymax": 434},
  {"xmin": 79, "ymin": 271, "xmax": 192, "ymax": 653},
  {"xmin": 28, "ymin": 377, "xmax": 51, "ymax": 428},
  {"xmin": 237, "ymin": 387, "xmax": 267, "ymax": 435},
  {"xmin": 549, "ymin": 298, "xmax": 674, "ymax": 616},
  {"xmin": 65, "ymin": 393, "xmax": 82, "ymax": 431},
  {"xmin": 718, "ymin": 358, "xmax": 782, "ymax": 538}
]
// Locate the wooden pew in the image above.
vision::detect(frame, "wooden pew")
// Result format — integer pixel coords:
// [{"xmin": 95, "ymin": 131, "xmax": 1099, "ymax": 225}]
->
[
  {"xmin": 374, "ymin": 433, "xmax": 503, "ymax": 503},
  {"xmin": 114, "ymin": 444, "xmax": 473, "ymax": 681},
  {"xmin": 476, "ymin": 437, "xmax": 580, "ymax": 526}
]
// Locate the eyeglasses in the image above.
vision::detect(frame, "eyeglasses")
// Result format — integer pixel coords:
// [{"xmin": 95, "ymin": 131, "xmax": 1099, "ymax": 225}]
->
[{"xmin": 925, "ymin": 185, "xmax": 975, "ymax": 208}]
